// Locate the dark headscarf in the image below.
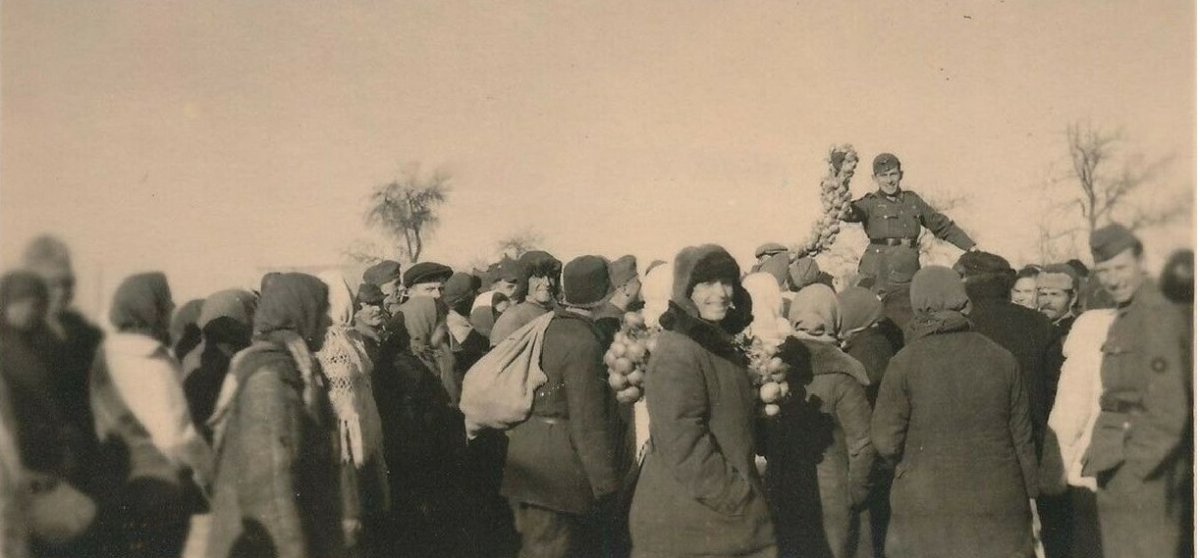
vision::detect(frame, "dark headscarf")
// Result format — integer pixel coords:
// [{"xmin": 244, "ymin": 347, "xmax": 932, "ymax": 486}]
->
[
  {"xmin": 399, "ymin": 296, "xmax": 448, "ymax": 348},
  {"xmin": 109, "ymin": 272, "xmax": 173, "ymax": 343},
  {"xmin": 837, "ymin": 286, "xmax": 883, "ymax": 341},
  {"xmin": 184, "ymin": 289, "xmax": 258, "ymax": 442},
  {"xmin": 253, "ymin": 273, "xmax": 329, "ymax": 350},
  {"xmin": 906, "ymin": 266, "xmax": 972, "ymax": 343}
]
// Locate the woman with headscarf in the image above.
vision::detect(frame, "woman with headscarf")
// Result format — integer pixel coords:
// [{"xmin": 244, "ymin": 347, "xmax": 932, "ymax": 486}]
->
[
  {"xmin": 181, "ymin": 289, "xmax": 257, "ymax": 443},
  {"xmin": 315, "ymin": 270, "xmax": 389, "ymax": 557},
  {"xmin": 760, "ymin": 284, "xmax": 874, "ymax": 558},
  {"xmin": 629, "ymin": 244, "xmax": 774, "ymax": 558},
  {"xmin": 376, "ymin": 295, "xmax": 468, "ymax": 557},
  {"xmin": 741, "ymin": 272, "xmax": 791, "ymax": 348},
  {"xmin": 205, "ymin": 273, "xmax": 341, "ymax": 558},
  {"xmin": 871, "ymin": 266, "xmax": 1037, "ymax": 558},
  {"xmin": 89, "ymin": 273, "xmax": 211, "ymax": 558}
]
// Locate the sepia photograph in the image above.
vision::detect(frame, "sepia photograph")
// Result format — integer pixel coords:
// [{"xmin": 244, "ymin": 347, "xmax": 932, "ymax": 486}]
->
[{"xmin": 0, "ymin": 2, "xmax": 1195, "ymax": 557}]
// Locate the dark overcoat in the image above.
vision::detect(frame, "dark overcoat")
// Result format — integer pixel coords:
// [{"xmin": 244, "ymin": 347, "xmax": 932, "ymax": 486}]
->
[
  {"xmin": 871, "ymin": 314, "xmax": 1038, "ymax": 558},
  {"xmin": 501, "ymin": 309, "xmax": 622, "ymax": 515},
  {"xmin": 629, "ymin": 305, "xmax": 776, "ymax": 558}
]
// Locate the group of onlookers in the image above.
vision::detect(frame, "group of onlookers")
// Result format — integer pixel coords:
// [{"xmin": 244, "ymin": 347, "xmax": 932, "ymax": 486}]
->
[{"xmin": 0, "ymin": 221, "xmax": 1192, "ymax": 558}]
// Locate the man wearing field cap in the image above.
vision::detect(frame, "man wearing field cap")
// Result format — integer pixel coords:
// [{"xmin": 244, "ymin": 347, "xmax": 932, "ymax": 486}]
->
[
  {"xmin": 1036, "ymin": 264, "xmax": 1081, "ymax": 335},
  {"xmin": 594, "ymin": 255, "xmax": 641, "ymax": 345},
  {"xmin": 1081, "ymin": 224, "xmax": 1189, "ymax": 558},
  {"xmin": 490, "ymin": 250, "xmax": 563, "ymax": 346},
  {"xmin": 502, "ymin": 255, "xmax": 622, "ymax": 558},
  {"xmin": 843, "ymin": 153, "xmax": 976, "ymax": 288}
]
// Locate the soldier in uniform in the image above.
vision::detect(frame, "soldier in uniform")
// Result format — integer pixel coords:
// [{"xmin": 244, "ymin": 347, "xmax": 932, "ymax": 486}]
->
[
  {"xmin": 1080, "ymin": 224, "xmax": 1190, "ymax": 558},
  {"xmin": 842, "ymin": 153, "xmax": 976, "ymax": 288}
]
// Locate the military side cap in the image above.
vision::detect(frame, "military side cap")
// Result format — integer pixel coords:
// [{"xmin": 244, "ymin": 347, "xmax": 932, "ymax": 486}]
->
[
  {"xmin": 1090, "ymin": 224, "xmax": 1140, "ymax": 263},
  {"xmin": 609, "ymin": 255, "xmax": 639, "ymax": 288},
  {"xmin": 873, "ymin": 153, "xmax": 901, "ymax": 175},
  {"xmin": 953, "ymin": 250, "xmax": 1012, "ymax": 277},
  {"xmin": 363, "ymin": 260, "xmax": 402, "ymax": 287},
  {"xmin": 357, "ymin": 283, "xmax": 385, "ymax": 305},
  {"xmin": 1037, "ymin": 263, "xmax": 1079, "ymax": 291},
  {"xmin": 403, "ymin": 262, "xmax": 453, "ymax": 287},
  {"xmin": 754, "ymin": 243, "xmax": 788, "ymax": 259}
]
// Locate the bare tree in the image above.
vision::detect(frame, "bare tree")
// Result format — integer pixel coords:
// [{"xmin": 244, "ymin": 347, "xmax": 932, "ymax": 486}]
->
[
  {"xmin": 1066, "ymin": 121, "xmax": 1184, "ymax": 234},
  {"xmin": 363, "ymin": 163, "xmax": 451, "ymax": 263},
  {"xmin": 496, "ymin": 229, "xmax": 544, "ymax": 260}
]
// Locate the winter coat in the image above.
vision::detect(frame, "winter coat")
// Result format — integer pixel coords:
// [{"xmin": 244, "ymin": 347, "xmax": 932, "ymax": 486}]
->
[
  {"xmin": 500, "ymin": 309, "xmax": 622, "ymax": 515},
  {"xmin": 963, "ymin": 290, "xmax": 1059, "ymax": 451},
  {"xmin": 872, "ymin": 312, "xmax": 1037, "ymax": 558},
  {"xmin": 630, "ymin": 244, "xmax": 772, "ymax": 558},
  {"xmin": 763, "ymin": 338, "xmax": 875, "ymax": 558}
]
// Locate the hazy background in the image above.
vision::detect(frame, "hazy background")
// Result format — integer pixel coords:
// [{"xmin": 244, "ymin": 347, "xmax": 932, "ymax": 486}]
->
[{"xmin": 2, "ymin": 1, "xmax": 1195, "ymax": 319}]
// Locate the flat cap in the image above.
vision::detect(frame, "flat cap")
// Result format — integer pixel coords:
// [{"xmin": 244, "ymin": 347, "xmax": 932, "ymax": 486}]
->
[
  {"xmin": 1090, "ymin": 223, "xmax": 1140, "ymax": 263},
  {"xmin": 873, "ymin": 153, "xmax": 901, "ymax": 175},
  {"xmin": 403, "ymin": 262, "xmax": 453, "ymax": 287},
  {"xmin": 443, "ymin": 272, "xmax": 481, "ymax": 308},
  {"xmin": 754, "ymin": 243, "xmax": 788, "ymax": 259},
  {"xmin": 363, "ymin": 260, "xmax": 402, "ymax": 287},
  {"xmin": 609, "ymin": 255, "xmax": 639, "ymax": 288}
]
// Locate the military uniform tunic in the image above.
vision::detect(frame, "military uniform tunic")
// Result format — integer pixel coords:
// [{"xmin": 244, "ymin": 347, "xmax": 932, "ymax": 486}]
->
[
  {"xmin": 843, "ymin": 190, "xmax": 974, "ymax": 286},
  {"xmin": 1081, "ymin": 282, "xmax": 1190, "ymax": 558}
]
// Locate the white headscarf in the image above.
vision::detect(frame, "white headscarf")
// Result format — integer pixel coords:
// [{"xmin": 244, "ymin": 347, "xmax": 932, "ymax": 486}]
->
[
  {"xmin": 641, "ymin": 262, "xmax": 674, "ymax": 330},
  {"xmin": 317, "ymin": 270, "xmax": 355, "ymax": 326},
  {"xmin": 742, "ymin": 272, "xmax": 790, "ymax": 346}
]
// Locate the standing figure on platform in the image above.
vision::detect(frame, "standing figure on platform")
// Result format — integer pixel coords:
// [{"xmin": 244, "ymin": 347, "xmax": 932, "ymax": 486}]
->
[{"xmin": 841, "ymin": 154, "xmax": 975, "ymax": 289}]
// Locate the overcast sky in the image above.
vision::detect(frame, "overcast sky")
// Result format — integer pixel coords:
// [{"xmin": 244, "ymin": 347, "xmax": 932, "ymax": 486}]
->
[{"xmin": 2, "ymin": 1, "xmax": 1194, "ymax": 316}]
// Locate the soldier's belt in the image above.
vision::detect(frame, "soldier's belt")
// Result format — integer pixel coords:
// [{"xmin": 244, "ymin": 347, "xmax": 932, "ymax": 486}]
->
[{"xmin": 870, "ymin": 238, "xmax": 918, "ymax": 248}]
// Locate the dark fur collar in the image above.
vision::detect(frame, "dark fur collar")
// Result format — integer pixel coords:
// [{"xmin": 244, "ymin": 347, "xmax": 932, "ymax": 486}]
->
[{"xmin": 661, "ymin": 301, "xmax": 745, "ymax": 365}]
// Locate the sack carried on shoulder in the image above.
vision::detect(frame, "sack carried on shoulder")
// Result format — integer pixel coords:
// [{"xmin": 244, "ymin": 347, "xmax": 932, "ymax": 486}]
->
[
  {"xmin": 27, "ymin": 475, "xmax": 97, "ymax": 547},
  {"xmin": 459, "ymin": 312, "xmax": 554, "ymax": 438}
]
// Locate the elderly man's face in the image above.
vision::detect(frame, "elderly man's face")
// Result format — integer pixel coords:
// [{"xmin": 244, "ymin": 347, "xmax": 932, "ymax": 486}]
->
[
  {"xmin": 873, "ymin": 168, "xmax": 902, "ymax": 196},
  {"xmin": 1038, "ymin": 287, "xmax": 1075, "ymax": 321},
  {"xmin": 1094, "ymin": 249, "xmax": 1146, "ymax": 305}
]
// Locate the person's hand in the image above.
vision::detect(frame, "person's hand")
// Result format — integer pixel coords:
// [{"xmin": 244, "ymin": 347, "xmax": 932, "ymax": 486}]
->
[{"xmin": 968, "ymin": 246, "xmax": 981, "ymax": 253}]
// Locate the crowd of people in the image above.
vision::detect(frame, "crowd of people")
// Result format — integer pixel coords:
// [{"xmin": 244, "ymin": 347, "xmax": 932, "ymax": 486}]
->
[{"xmin": 0, "ymin": 154, "xmax": 1194, "ymax": 558}]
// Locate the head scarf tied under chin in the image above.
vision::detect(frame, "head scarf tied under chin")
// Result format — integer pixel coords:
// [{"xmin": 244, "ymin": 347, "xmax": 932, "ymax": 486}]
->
[
  {"xmin": 399, "ymin": 296, "xmax": 447, "ymax": 349},
  {"xmin": 906, "ymin": 266, "xmax": 972, "ymax": 342},
  {"xmin": 109, "ymin": 272, "xmax": 173, "ymax": 343},
  {"xmin": 316, "ymin": 270, "xmax": 356, "ymax": 327},
  {"xmin": 837, "ymin": 286, "xmax": 883, "ymax": 342},
  {"xmin": 254, "ymin": 273, "xmax": 329, "ymax": 348},
  {"xmin": 788, "ymin": 284, "xmax": 839, "ymax": 343}
]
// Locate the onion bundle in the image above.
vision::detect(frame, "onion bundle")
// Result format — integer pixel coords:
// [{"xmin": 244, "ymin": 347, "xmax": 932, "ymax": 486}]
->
[
  {"xmin": 799, "ymin": 144, "xmax": 858, "ymax": 256},
  {"xmin": 604, "ymin": 311, "xmax": 656, "ymax": 404},
  {"xmin": 740, "ymin": 334, "xmax": 791, "ymax": 417}
]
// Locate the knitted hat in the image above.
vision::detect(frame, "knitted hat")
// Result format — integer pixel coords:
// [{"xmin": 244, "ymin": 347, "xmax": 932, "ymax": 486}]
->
[
  {"xmin": 609, "ymin": 255, "xmax": 639, "ymax": 288},
  {"xmin": 403, "ymin": 262, "xmax": 453, "ymax": 288},
  {"xmin": 1090, "ymin": 223, "xmax": 1141, "ymax": 263},
  {"xmin": 363, "ymin": 260, "xmax": 402, "ymax": 287},
  {"xmin": 910, "ymin": 266, "xmax": 970, "ymax": 314},
  {"xmin": 562, "ymin": 256, "xmax": 613, "ymax": 308},
  {"xmin": 873, "ymin": 153, "xmax": 901, "ymax": 175}
]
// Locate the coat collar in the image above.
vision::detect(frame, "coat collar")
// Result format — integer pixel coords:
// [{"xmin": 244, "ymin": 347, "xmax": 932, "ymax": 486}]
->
[{"xmin": 661, "ymin": 301, "xmax": 744, "ymax": 364}]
